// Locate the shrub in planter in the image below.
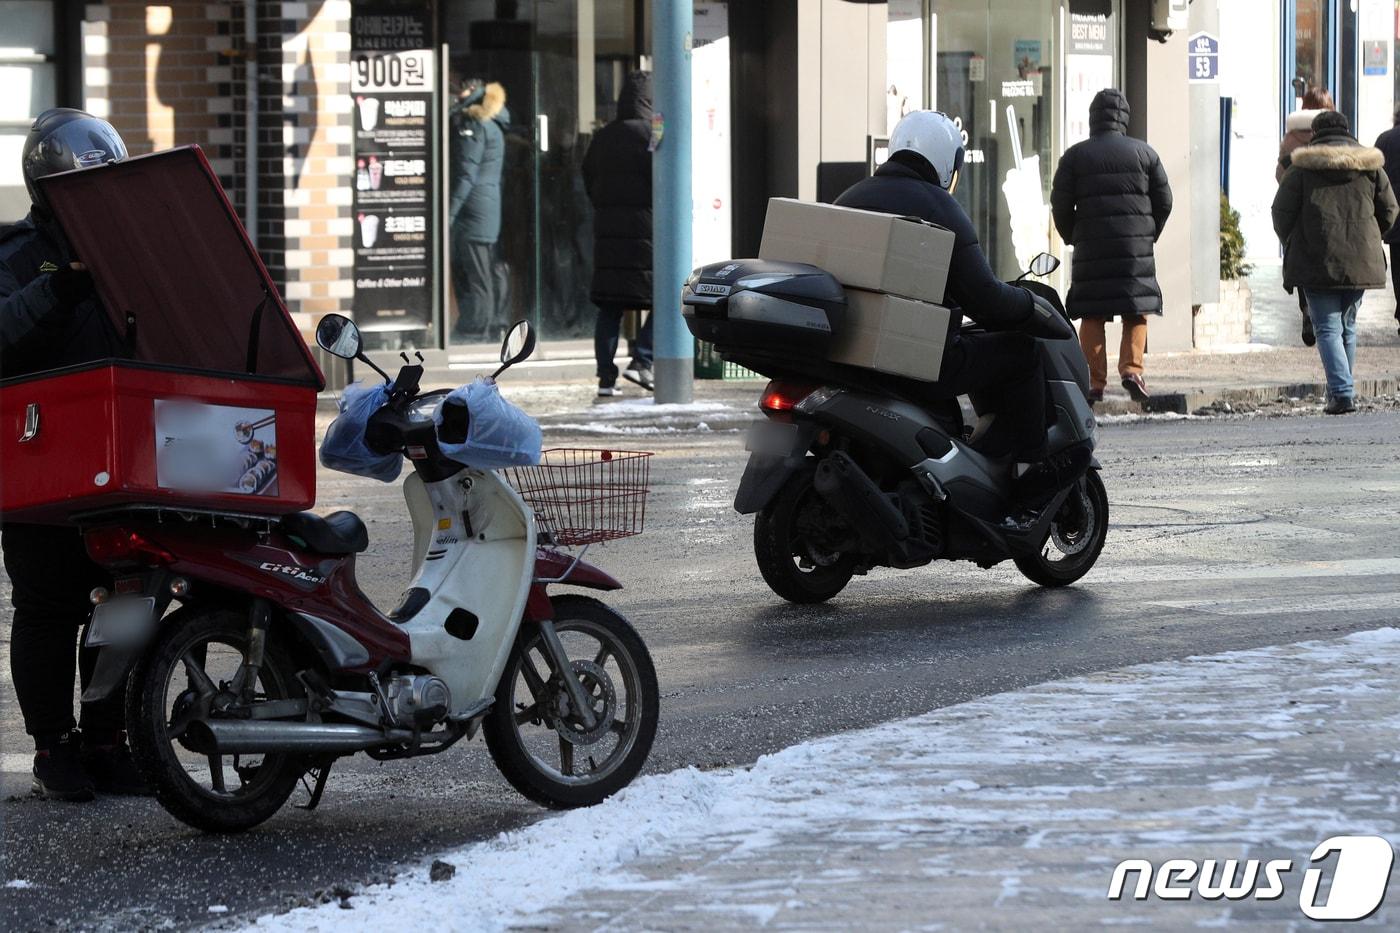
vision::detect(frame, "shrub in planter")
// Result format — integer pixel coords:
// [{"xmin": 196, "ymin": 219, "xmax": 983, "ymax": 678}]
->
[{"xmin": 1220, "ymin": 194, "xmax": 1252, "ymax": 280}]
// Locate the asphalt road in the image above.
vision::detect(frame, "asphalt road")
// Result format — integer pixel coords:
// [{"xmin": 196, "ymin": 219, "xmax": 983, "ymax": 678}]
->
[{"xmin": 3, "ymin": 410, "xmax": 1399, "ymax": 931}]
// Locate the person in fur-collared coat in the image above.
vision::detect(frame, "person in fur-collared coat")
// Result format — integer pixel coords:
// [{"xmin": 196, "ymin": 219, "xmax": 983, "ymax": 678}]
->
[
  {"xmin": 448, "ymin": 79, "xmax": 509, "ymax": 341},
  {"xmin": 1272, "ymin": 110, "xmax": 1398, "ymax": 414}
]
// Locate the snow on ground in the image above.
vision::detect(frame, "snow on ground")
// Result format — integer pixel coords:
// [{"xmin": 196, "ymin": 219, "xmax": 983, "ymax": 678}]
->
[{"xmin": 245, "ymin": 627, "xmax": 1400, "ymax": 931}]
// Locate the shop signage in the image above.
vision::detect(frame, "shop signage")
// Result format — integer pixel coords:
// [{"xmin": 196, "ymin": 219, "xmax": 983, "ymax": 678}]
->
[
  {"xmin": 350, "ymin": 3, "xmax": 436, "ymax": 333},
  {"xmin": 1187, "ymin": 32, "xmax": 1219, "ymax": 84},
  {"xmin": 1362, "ymin": 40, "xmax": 1387, "ymax": 76}
]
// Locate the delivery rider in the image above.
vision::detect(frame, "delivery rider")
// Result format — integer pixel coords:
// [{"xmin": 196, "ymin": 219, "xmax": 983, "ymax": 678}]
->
[
  {"xmin": 834, "ymin": 110, "xmax": 1085, "ymax": 506},
  {"xmin": 0, "ymin": 108, "xmax": 146, "ymax": 800}
]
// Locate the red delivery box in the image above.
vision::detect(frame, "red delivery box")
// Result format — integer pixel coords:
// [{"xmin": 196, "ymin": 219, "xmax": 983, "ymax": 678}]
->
[{"xmin": 1, "ymin": 146, "xmax": 324, "ymax": 523}]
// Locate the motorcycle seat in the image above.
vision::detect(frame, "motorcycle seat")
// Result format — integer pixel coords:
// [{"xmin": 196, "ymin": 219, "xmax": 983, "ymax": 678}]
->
[{"xmin": 281, "ymin": 511, "xmax": 369, "ymax": 555}]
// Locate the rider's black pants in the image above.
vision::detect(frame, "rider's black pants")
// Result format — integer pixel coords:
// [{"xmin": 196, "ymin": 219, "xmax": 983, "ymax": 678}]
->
[
  {"xmin": 2, "ymin": 523, "xmax": 121, "ymax": 744},
  {"xmin": 899, "ymin": 331, "xmax": 1050, "ymax": 462}
]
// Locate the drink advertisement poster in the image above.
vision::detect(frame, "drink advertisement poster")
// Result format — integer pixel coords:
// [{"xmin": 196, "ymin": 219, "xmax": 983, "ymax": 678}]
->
[{"xmin": 351, "ymin": 3, "xmax": 436, "ymax": 332}]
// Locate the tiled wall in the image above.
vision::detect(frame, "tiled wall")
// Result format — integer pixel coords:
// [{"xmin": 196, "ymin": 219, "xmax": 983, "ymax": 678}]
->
[{"xmin": 82, "ymin": 0, "xmax": 355, "ymax": 331}]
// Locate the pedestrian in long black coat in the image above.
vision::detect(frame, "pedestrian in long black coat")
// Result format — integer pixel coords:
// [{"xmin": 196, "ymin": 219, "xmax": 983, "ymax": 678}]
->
[
  {"xmin": 1050, "ymin": 88, "xmax": 1172, "ymax": 404},
  {"xmin": 1374, "ymin": 105, "xmax": 1400, "ymax": 334},
  {"xmin": 582, "ymin": 71, "xmax": 654, "ymax": 395}
]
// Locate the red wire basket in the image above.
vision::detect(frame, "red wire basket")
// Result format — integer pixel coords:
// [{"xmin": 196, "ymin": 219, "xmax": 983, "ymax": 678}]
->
[{"xmin": 506, "ymin": 448, "xmax": 654, "ymax": 546}]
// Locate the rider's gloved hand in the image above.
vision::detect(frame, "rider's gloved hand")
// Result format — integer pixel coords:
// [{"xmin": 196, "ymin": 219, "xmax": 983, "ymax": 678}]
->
[
  {"xmin": 49, "ymin": 262, "xmax": 95, "ymax": 310},
  {"xmin": 1022, "ymin": 293, "xmax": 1074, "ymax": 341}
]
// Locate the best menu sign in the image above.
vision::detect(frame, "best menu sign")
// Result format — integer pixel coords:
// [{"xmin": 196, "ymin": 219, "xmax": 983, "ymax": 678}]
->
[{"xmin": 350, "ymin": 3, "xmax": 436, "ymax": 333}]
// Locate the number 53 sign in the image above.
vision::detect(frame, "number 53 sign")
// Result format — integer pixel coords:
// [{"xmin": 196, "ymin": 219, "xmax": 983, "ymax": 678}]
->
[{"xmin": 1187, "ymin": 32, "xmax": 1219, "ymax": 83}]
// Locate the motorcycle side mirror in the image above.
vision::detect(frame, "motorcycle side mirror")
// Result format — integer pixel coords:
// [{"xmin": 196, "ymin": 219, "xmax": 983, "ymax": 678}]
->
[
  {"xmin": 316, "ymin": 314, "xmax": 363, "ymax": 359},
  {"xmin": 1028, "ymin": 253, "xmax": 1061, "ymax": 277},
  {"xmin": 493, "ymin": 320, "xmax": 536, "ymax": 378}
]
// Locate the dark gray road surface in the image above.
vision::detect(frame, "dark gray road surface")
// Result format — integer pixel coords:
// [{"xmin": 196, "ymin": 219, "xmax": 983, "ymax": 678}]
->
[{"xmin": 3, "ymin": 412, "xmax": 1398, "ymax": 930}]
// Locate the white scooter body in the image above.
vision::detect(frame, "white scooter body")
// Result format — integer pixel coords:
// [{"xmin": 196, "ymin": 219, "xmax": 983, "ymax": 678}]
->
[{"xmin": 398, "ymin": 469, "xmax": 536, "ymax": 716}]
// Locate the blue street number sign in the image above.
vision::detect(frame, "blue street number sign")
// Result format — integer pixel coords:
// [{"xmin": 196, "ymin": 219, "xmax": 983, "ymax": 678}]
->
[{"xmin": 1188, "ymin": 31, "xmax": 1219, "ymax": 83}]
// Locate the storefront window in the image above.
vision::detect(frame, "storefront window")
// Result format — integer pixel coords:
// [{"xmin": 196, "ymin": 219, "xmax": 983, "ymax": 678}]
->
[
  {"xmin": 1292, "ymin": 0, "xmax": 1329, "ymax": 99},
  {"xmin": 0, "ymin": 1, "xmax": 58, "ymax": 223},
  {"xmin": 932, "ymin": 0, "xmax": 1059, "ymax": 277},
  {"xmin": 441, "ymin": 0, "xmax": 645, "ymax": 349}
]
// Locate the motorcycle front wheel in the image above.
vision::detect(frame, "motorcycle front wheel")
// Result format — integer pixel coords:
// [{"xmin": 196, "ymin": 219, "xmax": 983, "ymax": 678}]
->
[
  {"xmin": 126, "ymin": 606, "xmax": 306, "ymax": 833},
  {"xmin": 1014, "ymin": 469, "xmax": 1109, "ymax": 587},
  {"xmin": 483, "ymin": 595, "xmax": 658, "ymax": 808}
]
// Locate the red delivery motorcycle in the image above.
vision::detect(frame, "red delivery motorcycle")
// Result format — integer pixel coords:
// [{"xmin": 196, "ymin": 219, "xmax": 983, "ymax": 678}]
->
[{"xmin": 79, "ymin": 318, "xmax": 658, "ymax": 833}]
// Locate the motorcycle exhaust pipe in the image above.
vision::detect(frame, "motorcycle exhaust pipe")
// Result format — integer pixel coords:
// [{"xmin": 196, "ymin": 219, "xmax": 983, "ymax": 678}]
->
[
  {"xmin": 186, "ymin": 720, "xmax": 414, "ymax": 755},
  {"xmin": 813, "ymin": 452, "xmax": 909, "ymax": 551}
]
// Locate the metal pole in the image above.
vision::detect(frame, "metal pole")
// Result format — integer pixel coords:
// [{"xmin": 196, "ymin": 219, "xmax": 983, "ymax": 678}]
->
[{"xmin": 651, "ymin": 0, "xmax": 694, "ymax": 404}]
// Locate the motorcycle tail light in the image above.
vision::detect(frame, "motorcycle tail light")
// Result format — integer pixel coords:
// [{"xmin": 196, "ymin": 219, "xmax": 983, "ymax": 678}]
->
[
  {"xmin": 85, "ymin": 527, "xmax": 175, "ymax": 567},
  {"xmin": 760, "ymin": 380, "xmax": 819, "ymax": 417}
]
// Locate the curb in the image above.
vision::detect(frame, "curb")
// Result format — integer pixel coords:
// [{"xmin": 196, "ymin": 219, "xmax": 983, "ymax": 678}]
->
[{"xmin": 1127, "ymin": 376, "xmax": 1400, "ymax": 415}]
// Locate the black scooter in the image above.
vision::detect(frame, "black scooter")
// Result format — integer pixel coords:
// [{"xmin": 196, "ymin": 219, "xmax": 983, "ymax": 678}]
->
[{"xmin": 683, "ymin": 252, "xmax": 1107, "ymax": 603}]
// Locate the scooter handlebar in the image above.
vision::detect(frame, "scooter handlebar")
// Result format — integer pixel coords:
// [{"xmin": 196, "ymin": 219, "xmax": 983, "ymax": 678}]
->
[{"xmin": 1024, "ymin": 293, "xmax": 1075, "ymax": 341}]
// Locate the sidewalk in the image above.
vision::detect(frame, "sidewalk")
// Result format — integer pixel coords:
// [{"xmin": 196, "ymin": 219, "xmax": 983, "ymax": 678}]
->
[
  {"xmin": 325, "ymin": 265, "xmax": 1400, "ymax": 422},
  {"xmin": 244, "ymin": 628, "xmax": 1400, "ymax": 931}
]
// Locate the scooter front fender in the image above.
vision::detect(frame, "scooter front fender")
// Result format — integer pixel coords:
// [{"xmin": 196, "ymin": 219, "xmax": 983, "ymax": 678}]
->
[{"xmin": 533, "ymin": 549, "xmax": 622, "ymax": 590}]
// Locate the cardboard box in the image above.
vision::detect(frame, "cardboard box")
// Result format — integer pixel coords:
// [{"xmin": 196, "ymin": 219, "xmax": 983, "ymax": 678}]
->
[
  {"xmin": 759, "ymin": 198, "xmax": 954, "ymax": 304},
  {"xmin": 827, "ymin": 289, "xmax": 952, "ymax": 381}
]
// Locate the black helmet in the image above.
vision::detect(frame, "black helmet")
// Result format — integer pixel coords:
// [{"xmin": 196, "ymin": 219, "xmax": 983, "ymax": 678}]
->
[{"xmin": 21, "ymin": 108, "xmax": 128, "ymax": 211}]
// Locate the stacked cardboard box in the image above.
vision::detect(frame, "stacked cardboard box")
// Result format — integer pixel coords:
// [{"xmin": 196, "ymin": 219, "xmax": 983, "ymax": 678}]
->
[{"xmin": 759, "ymin": 198, "xmax": 956, "ymax": 380}]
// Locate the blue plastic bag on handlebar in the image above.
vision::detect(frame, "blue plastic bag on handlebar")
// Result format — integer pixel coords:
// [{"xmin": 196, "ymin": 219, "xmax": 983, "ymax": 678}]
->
[
  {"xmin": 434, "ymin": 377, "xmax": 541, "ymax": 470},
  {"xmin": 320, "ymin": 380, "xmax": 403, "ymax": 482}
]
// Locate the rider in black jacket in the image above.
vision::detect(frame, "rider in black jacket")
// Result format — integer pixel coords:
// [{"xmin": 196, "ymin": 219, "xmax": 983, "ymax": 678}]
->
[
  {"xmin": 835, "ymin": 110, "xmax": 1080, "ymax": 501},
  {"xmin": 1, "ymin": 108, "xmax": 145, "ymax": 801}
]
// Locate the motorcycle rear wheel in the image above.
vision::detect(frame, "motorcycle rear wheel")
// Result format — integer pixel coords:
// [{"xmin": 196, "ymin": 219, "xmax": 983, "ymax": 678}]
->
[
  {"xmin": 484, "ymin": 596, "xmax": 658, "ymax": 808},
  {"xmin": 754, "ymin": 469, "xmax": 857, "ymax": 603},
  {"xmin": 126, "ymin": 606, "xmax": 305, "ymax": 833},
  {"xmin": 1014, "ymin": 469, "xmax": 1109, "ymax": 587}
]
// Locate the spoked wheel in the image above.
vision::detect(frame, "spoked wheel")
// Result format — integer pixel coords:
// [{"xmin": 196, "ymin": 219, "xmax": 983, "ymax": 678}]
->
[
  {"xmin": 126, "ymin": 607, "xmax": 305, "ymax": 833},
  {"xmin": 1014, "ymin": 469, "xmax": 1109, "ymax": 587},
  {"xmin": 754, "ymin": 468, "xmax": 857, "ymax": 603},
  {"xmin": 483, "ymin": 595, "xmax": 658, "ymax": 808}
]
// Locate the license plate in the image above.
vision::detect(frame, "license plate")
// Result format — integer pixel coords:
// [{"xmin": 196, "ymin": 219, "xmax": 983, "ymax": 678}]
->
[
  {"xmin": 85, "ymin": 596, "xmax": 157, "ymax": 648},
  {"xmin": 745, "ymin": 420, "xmax": 801, "ymax": 457}
]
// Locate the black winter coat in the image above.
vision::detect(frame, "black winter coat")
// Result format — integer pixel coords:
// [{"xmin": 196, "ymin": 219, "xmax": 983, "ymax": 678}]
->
[
  {"xmin": 0, "ymin": 213, "xmax": 121, "ymax": 379},
  {"xmin": 448, "ymin": 82, "xmax": 508, "ymax": 244},
  {"xmin": 1375, "ymin": 125, "xmax": 1400, "ymax": 242},
  {"xmin": 582, "ymin": 72, "xmax": 653, "ymax": 309},
  {"xmin": 1050, "ymin": 89, "xmax": 1173, "ymax": 319},
  {"xmin": 835, "ymin": 157, "xmax": 1034, "ymax": 349},
  {"xmin": 1272, "ymin": 130, "xmax": 1398, "ymax": 291}
]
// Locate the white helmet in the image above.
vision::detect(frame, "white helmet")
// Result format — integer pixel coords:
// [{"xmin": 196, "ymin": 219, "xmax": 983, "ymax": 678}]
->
[{"xmin": 888, "ymin": 110, "xmax": 964, "ymax": 191}]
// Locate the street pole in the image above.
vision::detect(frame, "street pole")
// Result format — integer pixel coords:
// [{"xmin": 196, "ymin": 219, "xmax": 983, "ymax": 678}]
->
[{"xmin": 651, "ymin": 0, "xmax": 694, "ymax": 404}]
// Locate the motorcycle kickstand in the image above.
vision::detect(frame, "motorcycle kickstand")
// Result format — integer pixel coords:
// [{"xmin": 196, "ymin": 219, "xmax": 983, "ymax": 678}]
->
[{"xmin": 296, "ymin": 756, "xmax": 337, "ymax": 810}]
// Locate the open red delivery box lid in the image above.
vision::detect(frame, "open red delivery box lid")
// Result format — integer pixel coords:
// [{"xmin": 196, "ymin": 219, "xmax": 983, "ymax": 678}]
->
[{"xmin": 1, "ymin": 145, "xmax": 326, "ymax": 523}]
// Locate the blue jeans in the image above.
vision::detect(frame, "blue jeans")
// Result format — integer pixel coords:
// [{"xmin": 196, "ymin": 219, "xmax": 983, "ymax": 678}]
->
[
  {"xmin": 1302, "ymin": 288, "xmax": 1363, "ymax": 399},
  {"xmin": 594, "ymin": 306, "xmax": 654, "ymax": 385}
]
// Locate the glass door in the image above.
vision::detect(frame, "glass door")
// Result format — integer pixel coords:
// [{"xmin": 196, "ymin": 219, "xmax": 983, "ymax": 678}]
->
[
  {"xmin": 441, "ymin": 0, "xmax": 642, "ymax": 350},
  {"xmin": 933, "ymin": 0, "xmax": 1058, "ymax": 278}
]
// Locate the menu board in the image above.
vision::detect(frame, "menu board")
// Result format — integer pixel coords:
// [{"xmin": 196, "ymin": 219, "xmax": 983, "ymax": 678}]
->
[{"xmin": 350, "ymin": 3, "xmax": 435, "ymax": 332}]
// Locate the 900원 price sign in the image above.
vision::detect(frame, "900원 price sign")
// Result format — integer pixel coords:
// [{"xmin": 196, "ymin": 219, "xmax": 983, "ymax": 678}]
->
[{"xmin": 352, "ymin": 50, "xmax": 435, "ymax": 93}]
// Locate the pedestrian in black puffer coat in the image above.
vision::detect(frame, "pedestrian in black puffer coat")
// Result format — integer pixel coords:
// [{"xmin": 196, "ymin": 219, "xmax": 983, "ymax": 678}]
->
[
  {"xmin": 1051, "ymin": 88, "xmax": 1172, "ymax": 404},
  {"xmin": 582, "ymin": 71, "xmax": 654, "ymax": 395},
  {"xmin": 1374, "ymin": 105, "xmax": 1400, "ymax": 333}
]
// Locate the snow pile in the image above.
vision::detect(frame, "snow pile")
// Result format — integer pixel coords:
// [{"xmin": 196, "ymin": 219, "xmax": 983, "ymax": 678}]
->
[{"xmin": 246, "ymin": 627, "xmax": 1400, "ymax": 931}]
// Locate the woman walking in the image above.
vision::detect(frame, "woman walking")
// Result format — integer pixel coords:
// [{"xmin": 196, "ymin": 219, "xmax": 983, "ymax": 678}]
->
[
  {"xmin": 1272, "ymin": 111, "xmax": 1398, "ymax": 414},
  {"xmin": 1277, "ymin": 86, "xmax": 1335, "ymax": 346}
]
